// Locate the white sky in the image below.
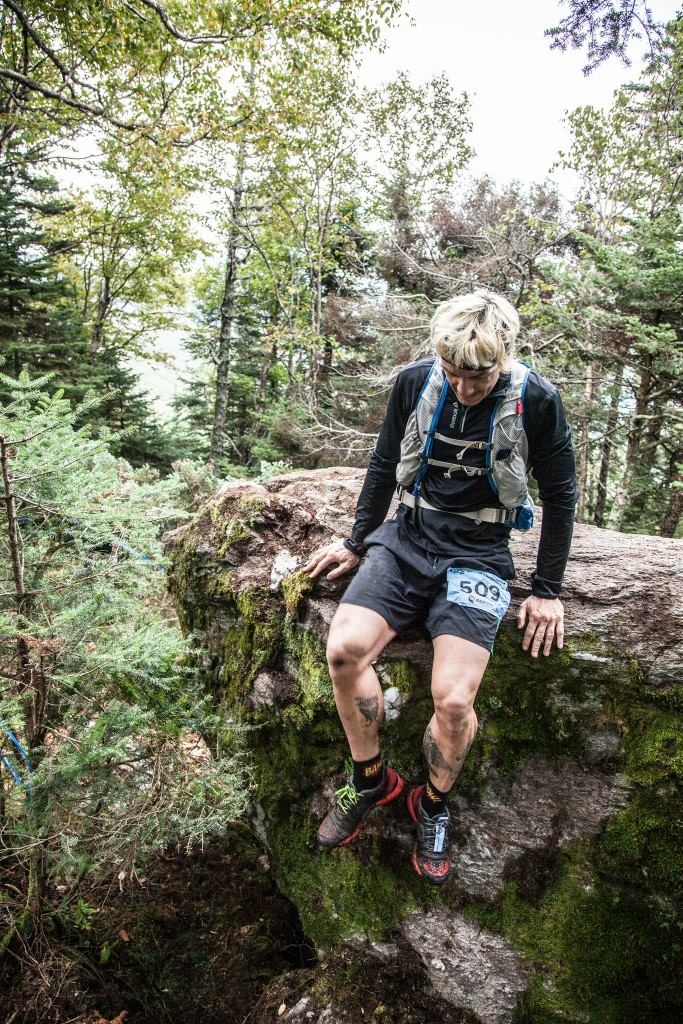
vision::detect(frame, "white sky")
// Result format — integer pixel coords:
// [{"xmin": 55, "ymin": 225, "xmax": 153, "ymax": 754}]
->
[{"xmin": 357, "ymin": 0, "xmax": 681, "ymax": 199}]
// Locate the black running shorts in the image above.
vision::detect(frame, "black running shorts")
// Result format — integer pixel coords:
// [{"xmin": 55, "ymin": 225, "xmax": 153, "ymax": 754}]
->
[{"xmin": 340, "ymin": 539, "xmax": 511, "ymax": 652}]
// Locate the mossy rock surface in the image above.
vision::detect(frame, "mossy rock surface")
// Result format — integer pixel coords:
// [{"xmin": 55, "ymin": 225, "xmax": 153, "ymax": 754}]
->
[{"xmin": 165, "ymin": 469, "xmax": 683, "ymax": 1024}]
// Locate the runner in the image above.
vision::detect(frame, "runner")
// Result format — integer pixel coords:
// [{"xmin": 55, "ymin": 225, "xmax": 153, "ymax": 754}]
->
[{"xmin": 304, "ymin": 289, "xmax": 577, "ymax": 884}]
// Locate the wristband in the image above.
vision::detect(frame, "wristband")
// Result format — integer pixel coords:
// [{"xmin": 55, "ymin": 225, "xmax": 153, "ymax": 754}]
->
[{"xmin": 343, "ymin": 538, "xmax": 367, "ymax": 557}]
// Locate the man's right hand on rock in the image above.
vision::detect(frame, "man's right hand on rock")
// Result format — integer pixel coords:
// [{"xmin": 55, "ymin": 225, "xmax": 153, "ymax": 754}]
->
[{"xmin": 303, "ymin": 541, "xmax": 360, "ymax": 581}]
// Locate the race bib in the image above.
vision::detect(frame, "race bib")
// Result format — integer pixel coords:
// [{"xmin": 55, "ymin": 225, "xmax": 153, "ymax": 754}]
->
[{"xmin": 446, "ymin": 568, "xmax": 511, "ymax": 620}]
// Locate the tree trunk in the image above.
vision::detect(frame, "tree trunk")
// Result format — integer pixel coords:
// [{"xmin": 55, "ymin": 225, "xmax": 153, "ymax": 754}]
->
[
  {"xmin": 660, "ymin": 448, "xmax": 683, "ymax": 537},
  {"xmin": 594, "ymin": 363, "xmax": 624, "ymax": 527},
  {"xmin": 90, "ymin": 274, "xmax": 110, "ymax": 354},
  {"xmin": 321, "ymin": 334, "xmax": 334, "ymax": 381},
  {"xmin": 626, "ymin": 403, "xmax": 665, "ymax": 524},
  {"xmin": 608, "ymin": 357, "xmax": 652, "ymax": 531},
  {"xmin": 576, "ymin": 362, "xmax": 593, "ymax": 521},
  {"xmin": 0, "ymin": 437, "xmax": 46, "ymax": 926},
  {"xmin": 210, "ymin": 140, "xmax": 248, "ymax": 465},
  {"xmin": 256, "ymin": 334, "xmax": 278, "ymax": 408},
  {"xmin": 641, "ymin": 406, "xmax": 665, "ymax": 472}
]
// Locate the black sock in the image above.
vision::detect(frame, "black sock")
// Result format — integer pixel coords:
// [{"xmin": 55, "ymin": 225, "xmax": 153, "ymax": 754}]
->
[
  {"xmin": 352, "ymin": 753, "xmax": 384, "ymax": 792},
  {"xmin": 421, "ymin": 779, "xmax": 448, "ymax": 817}
]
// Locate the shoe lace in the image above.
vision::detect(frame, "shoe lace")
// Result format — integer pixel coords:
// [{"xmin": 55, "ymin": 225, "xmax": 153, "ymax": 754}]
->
[
  {"xmin": 420, "ymin": 813, "xmax": 450, "ymax": 854},
  {"xmin": 334, "ymin": 781, "xmax": 361, "ymax": 814}
]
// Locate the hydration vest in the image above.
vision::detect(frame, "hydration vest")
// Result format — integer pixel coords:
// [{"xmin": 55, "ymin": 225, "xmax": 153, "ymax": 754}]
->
[{"xmin": 396, "ymin": 359, "xmax": 533, "ymax": 527}]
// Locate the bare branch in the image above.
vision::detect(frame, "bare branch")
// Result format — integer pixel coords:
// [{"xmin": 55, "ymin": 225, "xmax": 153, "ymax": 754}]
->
[
  {"xmin": 0, "ymin": 68, "xmax": 141, "ymax": 132},
  {"xmin": 134, "ymin": 0, "xmax": 266, "ymax": 45}
]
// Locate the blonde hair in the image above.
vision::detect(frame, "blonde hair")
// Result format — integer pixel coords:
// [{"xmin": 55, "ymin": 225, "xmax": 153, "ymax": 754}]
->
[{"xmin": 431, "ymin": 289, "xmax": 520, "ymax": 370}]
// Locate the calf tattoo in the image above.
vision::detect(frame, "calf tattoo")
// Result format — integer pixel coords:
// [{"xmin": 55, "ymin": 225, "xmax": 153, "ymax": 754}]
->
[
  {"xmin": 423, "ymin": 722, "xmax": 474, "ymax": 783},
  {"xmin": 355, "ymin": 695, "xmax": 382, "ymax": 724},
  {"xmin": 423, "ymin": 723, "xmax": 456, "ymax": 776}
]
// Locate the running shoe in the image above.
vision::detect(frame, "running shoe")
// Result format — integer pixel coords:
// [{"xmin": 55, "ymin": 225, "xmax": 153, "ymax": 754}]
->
[
  {"xmin": 407, "ymin": 785, "xmax": 451, "ymax": 885},
  {"xmin": 317, "ymin": 764, "xmax": 405, "ymax": 848}
]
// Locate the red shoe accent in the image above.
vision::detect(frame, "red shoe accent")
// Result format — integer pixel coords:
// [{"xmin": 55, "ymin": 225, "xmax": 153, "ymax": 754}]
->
[
  {"xmin": 376, "ymin": 768, "xmax": 405, "ymax": 807},
  {"xmin": 411, "ymin": 850, "xmax": 450, "ymax": 881},
  {"xmin": 319, "ymin": 766, "xmax": 405, "ymax": 849},
  {"xmin": 407, "ymin": 784, "xmax": 424, "ymax": 823},
  {"xmin": 338, "ymin": 824, "xmax": 363, "ymax": 847}
]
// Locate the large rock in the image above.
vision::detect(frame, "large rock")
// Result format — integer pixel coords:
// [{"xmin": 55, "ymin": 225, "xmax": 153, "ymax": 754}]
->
[
  {"xmin": 450, "ymin": 756, "xmax": 631, "ymax": 901},
  {"xmin": 166, "ymin": 469, "xmax": 683, "ymax": 1024},
  {"xmin": 402, "ymin": 910, "xmax": 528, "ymax": 1024}
]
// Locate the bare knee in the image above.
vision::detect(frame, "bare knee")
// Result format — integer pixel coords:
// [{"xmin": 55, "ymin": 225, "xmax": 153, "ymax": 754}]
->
[
  {"xmin": 430, "ymin": 636, "xmax": 488, "ymax": 736},
  {"xmin": 433, "ymin": 689, "xmax": 479, "ymax": 736},
  {"xmin": 326, "ymin": 605, "xmax": 394, "ymax": 676},
  {"xmin": 326, "ymin": 630, "xmax": 373, "ymax": 674}
]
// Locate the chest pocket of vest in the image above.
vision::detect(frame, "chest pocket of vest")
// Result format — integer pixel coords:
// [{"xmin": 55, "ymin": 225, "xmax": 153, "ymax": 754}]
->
[
  {"xmin": 494, "ymin": 411, "xmax": 524, "ymax": 455},
  {"xmin": 396, "ymin": 407, "xmax": 423, "ymax": 487},
  {"xmin": 490, "ymin": 395, "xmax": 529, "ymax": 509}
]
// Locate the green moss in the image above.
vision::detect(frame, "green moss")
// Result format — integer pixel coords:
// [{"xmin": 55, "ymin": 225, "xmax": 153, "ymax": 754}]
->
[
  {"xmin": 205, "ymin": 568, "xmax": 236, "ymax": 599},
  {"xmin": 460, "ymin": 657, "xmax": 683, "ymax": 1024},
  {"xmin": 464, "ymin": 860, "xmax": 678, "ymax": 1022},
  {"xmin": 179, "ymin": 490, "xmax": 267, "ymax": 562},
  {"xmin": 215, "ymin": 494, "xmax": 266, "ymax": 558},
  {"xmin": 593, "ymin": 705, "xmax": 683, "ymax": 896},
  {"xmin": 216, "ymin": 518, "xmax": 251, "ymax": 555},
  {"xmin": 598, "ymin": 787, "xmax": 682, "ymax": 891},
  {"xmin": 381, "ymin": 659, "xmax": 421, "ymax": 698},
  {"xmin": 208, "ymin": 585, "xmax": 287, "ymax": 711},
  {"xmin": 472, "ymin": 627, "xmax": 635, "ymax": 778},
  {"xmin": 281, "ymin": 616, "xmax": 335, "ymax": 727},
  {"xmin": 270, "ymin": 803, "xmax": 439, "ymax": 950},
  {"xmin": 642, "ymin": 680, "xmax": 683, "ymax": 713},
  {"xmin": 622, "ymin": 706, "xmax": 683, "ymax": 784},
  {"xmin": 251, "ymin": 716, "xmax": 345, "ymax": 811},
  {"xmin": 281, "ymin": 570, "xmax": 314, "ymax": 617}
]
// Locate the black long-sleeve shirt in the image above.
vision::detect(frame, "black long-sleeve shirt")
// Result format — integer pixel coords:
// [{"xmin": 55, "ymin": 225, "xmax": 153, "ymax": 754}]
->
[{"xmin": 349, "ymin": 358, "xmax": 578, "ymax": 598}]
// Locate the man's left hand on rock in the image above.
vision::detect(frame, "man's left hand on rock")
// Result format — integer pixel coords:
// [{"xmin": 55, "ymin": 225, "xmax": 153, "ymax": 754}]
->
[
  {"xmin": 517, "ymin": 595, "xmax": 565, "ymax": 658},
  {"xmin": 303, "ymin": 540, "xmax": 360, "ymax": 581}
]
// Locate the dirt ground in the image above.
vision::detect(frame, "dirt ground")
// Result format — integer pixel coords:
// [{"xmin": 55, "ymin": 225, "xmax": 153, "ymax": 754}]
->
[
  {"xmin": 0, "ymin": 830, "xmax": 314, "ymax": 1024},
  {"xmin": 1, "ymin": 828, "xmax": 468, "ymax": 1024}
]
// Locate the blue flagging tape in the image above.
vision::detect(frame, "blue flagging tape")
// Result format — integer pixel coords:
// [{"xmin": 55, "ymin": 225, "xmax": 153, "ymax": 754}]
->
[
  {"xmin": 111, "ymin": 539, "xmax": 165, "ymax": 573},
  {"xmin": 1, "ymin": 753, "xmax": 22, "ymax": 786},
  {"xmin": 0, "ymin": 717, "xmax": 34, "ymax": 795}
]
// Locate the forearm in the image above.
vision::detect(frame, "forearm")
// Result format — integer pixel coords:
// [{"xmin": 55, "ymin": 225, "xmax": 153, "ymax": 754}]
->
[
  {"xmin": 347, "ymin": 360, "xmax": 432, "ymax": 548},
  {"xmin": 527, "ymin": 381, "xmax": 578, "ymax": 598},
  {"xmin": 531, "ymin": 501, "xmax": 575, "ymax": 597},
  {"xmin": 349, "ymin": 449, "xmax": 398, "ymax": 547}
]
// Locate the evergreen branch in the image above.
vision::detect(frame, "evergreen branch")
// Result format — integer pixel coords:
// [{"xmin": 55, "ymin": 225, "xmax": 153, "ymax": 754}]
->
[
  {"xmin": 12, "ymin": 441, "xmax": 111, "ymax": 482},
  {"xmin": 5, "ymin": 423, "xmax": 63, "ymax": 446},
  {"xmin": 0, "ymin": 566, "xmax": 121, "ymax": 599},
  {"xmin": 532, "ymin": 333, "xmax": 566, "ymax": 353},
  {"xmin": 11, "ymin": 494, "xmax": 61, "ymax": 517}
]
